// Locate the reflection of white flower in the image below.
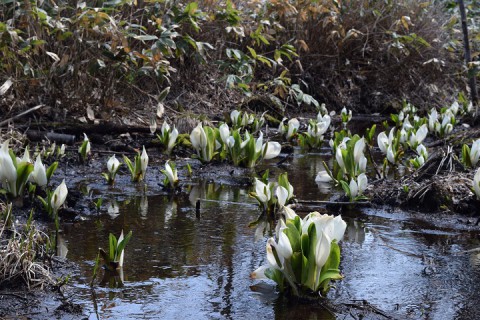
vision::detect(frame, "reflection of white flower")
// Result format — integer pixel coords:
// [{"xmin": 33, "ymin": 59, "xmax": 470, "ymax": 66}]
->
[
  {"xmin": 164, "ymin": 200, "xmax": 177, "ymax": 223},
  {"xmin": 107, "ymin": 201, "xmax": 120, "ymax": 219},
  {"xmin": 315, "ymin": 170, "xmax": 332, "ymax": 183},
  {"xmin": 254, "ymin": 220, "xmax": 269, "ymax": 243},
  {"xmin": 140, "ymin": 197, "xmax": 148, "ymax": 217},
  {"xmin": 56, "ymin": 233, "xmax": 69, "ymax": 259}
]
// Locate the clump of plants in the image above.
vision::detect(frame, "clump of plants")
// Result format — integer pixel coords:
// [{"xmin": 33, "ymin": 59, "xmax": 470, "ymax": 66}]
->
[
  {"xmin": 252, "ymin": 208, "xmax": 347, "ymax": 297},
  {"xmin": 189, "ymin": 120, "xmax": 281, "ymax": 167},
  {"xmin": 249, "ymin": 172, "xmax": 294, "ymax": 217},
  {"xmin": 123, "ymin": 147, "xmax": 149, "ymax": 182}
]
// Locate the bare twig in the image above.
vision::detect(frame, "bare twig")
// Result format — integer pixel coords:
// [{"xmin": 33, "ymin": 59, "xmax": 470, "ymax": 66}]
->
[{"xmin": 0, "ymin": 104, "xmax": 46, "ymax": 127}]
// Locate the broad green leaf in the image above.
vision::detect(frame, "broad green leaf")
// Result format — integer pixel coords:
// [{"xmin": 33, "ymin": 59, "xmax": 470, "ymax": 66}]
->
[
  {"xmin": 285, "ymin": 220, "xmax": 300, "ymax": 252},
  {"xmin": 109, "ymin": 233, "xmax": 117, "ymax": 261}
]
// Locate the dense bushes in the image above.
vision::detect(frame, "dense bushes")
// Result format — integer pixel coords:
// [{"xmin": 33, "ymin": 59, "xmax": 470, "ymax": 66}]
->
[{"xmin": 0, "ymin": 0, "xmax": 475, "ymax": 120}]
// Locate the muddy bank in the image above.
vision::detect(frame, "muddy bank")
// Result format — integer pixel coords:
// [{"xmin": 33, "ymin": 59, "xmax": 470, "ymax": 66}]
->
[{"xmin": 368, "ymin": 146, "xmax": 480, "ymax": 217}]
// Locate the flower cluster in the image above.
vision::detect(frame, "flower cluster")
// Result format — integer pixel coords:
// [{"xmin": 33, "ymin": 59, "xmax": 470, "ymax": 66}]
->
[{"xmin": 252, "ymin": 208, "xmax": 347, "ymax": 297}]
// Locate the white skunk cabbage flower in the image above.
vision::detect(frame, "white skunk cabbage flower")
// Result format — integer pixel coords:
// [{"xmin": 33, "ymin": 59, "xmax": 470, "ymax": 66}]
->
[
  {"xmin": 276, "ymin": 185, "xmax": 289, "ymax": 207},
  {"xmin": 262, "ymin": 141, "xmax": 282, "ymax": 160},
  {"xmin": 83, "ymin": 133, "xmax": 91, "ymax": 155},
  {"xmin": 168, "ymin": 127, "xmax": 179, "ymax": 153},
  {"xmin": 190, "ymin": 123, "xmax": 207, "ymax": 151},
  {"xmin": 164, "ymin": 161, "xmax": 178, "ymax": 187},
  {"xmin": 470, "ymin": 139, "xmax": 480, "ymax": 166},
  {"xmin": 473, "ymin": 168, "xmax": 480, "ymax": 200},
  {"xmin": 107, "ymin": 155, "xmax": 120, "ymax": 175},
  {"xmin": 286, "ymin": 118, "xmax": 300, "ymax": 139},
  {"xmin": 31, "ymin": 154, "xmax": 48, "ymax": 187},
  {"xmin": 254, "ymin": 178, "xmax": 272, "ymax": 205},
  {"xmin": 409, "ymin": 124, "xmax": 428, "ymax": 147},
  {"xmin": 0, "ymin": 140, "xmax": 17, "ymax": 184},
  {"xmin": 377, "ymin": 131, "xmax": 389, "ymax": 154},
  {"xmin": 219, "ymin": 123, "xmax": 230, "ymax": 145},
  {"xmin": 51, "ymin": 180, "xmax": 68, "ymax": 212},
  {"xmin": 349, "ymin": 173, "xmax": 368, "ymax": 198},
  {"xmin": 230, "ymin": 110, "xmax": 241, "ymax": 124},
  {"xmin": 387, "ymin": 145, "xmax": 396, "ymax": 164},
  {"xmin": 141, "ymin": 146, "xmax": 149, "ymax": 176}
]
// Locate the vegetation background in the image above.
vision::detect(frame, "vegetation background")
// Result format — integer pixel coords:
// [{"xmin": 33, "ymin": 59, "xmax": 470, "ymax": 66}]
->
[{"xmin": 0, "ymin": 0, "xmax": 478, "ymax": 123}]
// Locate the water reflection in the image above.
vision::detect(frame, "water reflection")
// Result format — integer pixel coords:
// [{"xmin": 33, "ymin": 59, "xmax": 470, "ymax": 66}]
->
[
  {"xmin": 345, "ymin": 218, "xmax": 366, "ymax": 244},
  {"xmin": 56, "ymin": 232, "xmax": 69, "ymax": 259},
  {"xmin": 107, "ymin": 200, "xmax": 120, "ymax": 219},
  {"xmin": 63, "ymin": 152, "xmax": 480, "ymax": 319},
  {"xmin": 139, "ymin": 196, "xmax": 148, "ymax": 219}
]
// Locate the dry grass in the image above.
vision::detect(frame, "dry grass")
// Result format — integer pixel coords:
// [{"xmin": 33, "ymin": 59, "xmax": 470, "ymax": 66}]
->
[{"xmin": 0, "ymin": 206, "xmax": 54, "ymax": 290}]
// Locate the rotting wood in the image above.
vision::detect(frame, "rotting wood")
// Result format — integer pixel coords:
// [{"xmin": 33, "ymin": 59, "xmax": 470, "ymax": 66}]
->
[
  {"xmin": 16, "ymin": 121, "xmax": 152, "ymax": 136},
  {"xmin": 26, "ymin": 131, "xmax": 76, "ymax": 145}
]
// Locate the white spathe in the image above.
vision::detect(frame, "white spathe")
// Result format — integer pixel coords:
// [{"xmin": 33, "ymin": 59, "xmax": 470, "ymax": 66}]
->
[
  {"xmin": 141, "ymin": 146, "xmax": 149, "ymax": 176},
  {"xmin": 286, "ymin": 118, "xmax": 300, "ymax": 139},
  {"xmin": 168, "ymin": 127, "xmax": 179, "ymax": 152},
  {"xmin": 219, "ymin": 123, "xmax": 230, "ymax": 145},
  {"xmin": 470, "ymin": 139, "xmax": 480, "ymax": 166},
  {"xmin": 51, "ymin": 180, "xmax": 68, "ymax": 212},
  {"xmin": 276, "ymin": 185, "xmax": 289, "ymax": 207},
  {"xmin": 107, "ymin": 155, "xmax": 120, "ymax": 174},
  {"xmin": 0, "ymin": 140, "xmax": 17, "ymax": 184},
  {"xmin": 254, "ymin": 178, "xmax": 271, "ymax": 204},
  {"xmin": 474, "ymin": 168, "xmax": 480, "ymax": 200},
  {"xmin": 164, "ymin": 161, "xmax": 178, "ymax": 186},
  {"xmin": 262, "ymin": 141, "xmax": 282, "ymax": 160},
  {"xmin": 31, "ymin": 154, "xmax": 48, "ymax": 187}
]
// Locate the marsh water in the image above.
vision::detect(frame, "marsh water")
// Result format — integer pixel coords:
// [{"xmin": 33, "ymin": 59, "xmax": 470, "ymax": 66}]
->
[{"xmin": 60, "ymin": 150, "xmax": 480, "ymax": 319}]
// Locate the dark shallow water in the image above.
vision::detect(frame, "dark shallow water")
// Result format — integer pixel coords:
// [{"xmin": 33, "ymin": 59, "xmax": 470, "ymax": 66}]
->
[{"xmin": 60, "ymin": 151, "xmax": 480, "ymax": 319}]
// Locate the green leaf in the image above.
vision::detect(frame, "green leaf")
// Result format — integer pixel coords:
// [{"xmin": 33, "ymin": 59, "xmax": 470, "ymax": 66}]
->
[
  {"xmin": 265, "ymin": 267, "xmax": 284, "ymax": 290},
  {"xmin": 116, "ymin": 230, "xmax": 132, "ymax": 260},
  {"xmin": 123, "ymin": 155, "xmax": 134, "ymax": 179},
  {"xmin": 109, "ymin": 233, "xmax": 117, "ymax": 261},
  {"xmin": 291, "ymin": 252, "xmax": 303, "ymax": 284},
  {"xmin": 462, "ymin": 144, "xmax": 471, "ymax": 167},
  {"xmin": 46, "ymin": 162, "xmax": 58, "ymax": 181},
  {"xmin": 247, "ymin": 46, "xmax": 257, "ymax": 59},
  {"xmin": 340, "ymin": 180, "xmax": 351, "ymax": 198},
  {"xmin": 16, "ymin": 162, "xmax": 34, "ymax": 196},
  {"xmin": 134, "ymin": 35, "xmax": 158, "ymax": 41},
  {"xmin": 158, "ymin": 86, "xmax": 170, "ymax": 102},
  {"xmin": 285, "ymin": 220, "xmax": 301, "ymax": 252}
]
